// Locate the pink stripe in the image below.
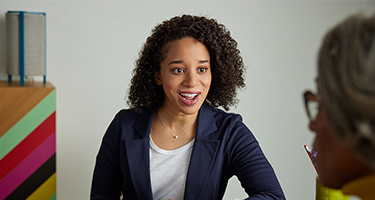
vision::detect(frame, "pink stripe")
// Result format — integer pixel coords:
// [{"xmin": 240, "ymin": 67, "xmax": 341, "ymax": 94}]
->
[{"xmin": 0, "ymin": 132, "xmax": 55, "ymax": 199}]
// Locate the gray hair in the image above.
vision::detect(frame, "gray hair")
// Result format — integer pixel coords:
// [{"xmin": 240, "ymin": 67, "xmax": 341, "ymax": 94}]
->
[{"xmin": 318, "ymin": 12, "xmax": 375, "ymax": 168}]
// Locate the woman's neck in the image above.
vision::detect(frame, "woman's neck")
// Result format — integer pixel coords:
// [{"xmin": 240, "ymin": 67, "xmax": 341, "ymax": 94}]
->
[{"xmin": 157, "ymin": 106, "xmax": 198, "ymax": 129}]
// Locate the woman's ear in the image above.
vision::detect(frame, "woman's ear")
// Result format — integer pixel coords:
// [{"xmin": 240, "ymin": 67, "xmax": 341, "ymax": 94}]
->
[{"xmin": 154, "ymin": 71, "xmax": 162, "ymax": 85}]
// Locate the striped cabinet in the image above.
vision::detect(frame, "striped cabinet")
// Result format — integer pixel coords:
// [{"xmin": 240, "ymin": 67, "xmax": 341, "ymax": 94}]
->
[{"xmin": 0, "ymin": 81, "xmax": 56, "ymax": 200}]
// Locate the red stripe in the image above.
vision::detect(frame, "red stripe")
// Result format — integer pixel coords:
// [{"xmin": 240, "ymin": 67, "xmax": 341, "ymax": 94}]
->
[
  {"xmin": 0, "ymin": 133, "xmax": 55, "ymax": 199},
  {"xmin": 0, "ymin": 112, "xmax": 55, "ymax": 181}
]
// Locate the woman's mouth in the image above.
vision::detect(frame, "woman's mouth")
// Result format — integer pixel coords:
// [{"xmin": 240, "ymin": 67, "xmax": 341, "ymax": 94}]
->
[
  {"xmin": 180, "ymin": 93, "xmax": 199, "ymax": 100},
  {"xmin": 179, "ymin": 92, "xmax": 200, "ymax": 105}
]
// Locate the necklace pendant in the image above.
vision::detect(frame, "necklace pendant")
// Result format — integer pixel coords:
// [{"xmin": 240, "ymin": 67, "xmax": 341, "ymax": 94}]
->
[{"xmin": 174, "ymin": 135, "xmax": 178, "ymax": 139}]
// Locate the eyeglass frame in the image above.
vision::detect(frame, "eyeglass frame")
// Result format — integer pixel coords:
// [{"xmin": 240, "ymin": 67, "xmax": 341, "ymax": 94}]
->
[{"xmin": 303, "ymin": 90, "xmax": 321, "ymax": 123}]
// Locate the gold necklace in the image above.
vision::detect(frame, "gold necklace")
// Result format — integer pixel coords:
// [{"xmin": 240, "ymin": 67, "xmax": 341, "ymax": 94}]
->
[{"xmin": 157, "ymin": 111, "xmax": 197, "ymax": 139}]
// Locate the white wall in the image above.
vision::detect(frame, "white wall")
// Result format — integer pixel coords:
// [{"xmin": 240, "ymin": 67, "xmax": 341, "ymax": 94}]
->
[{"xmin": 0, "ymin": 1, "xmax": 374, "ymax": 199}]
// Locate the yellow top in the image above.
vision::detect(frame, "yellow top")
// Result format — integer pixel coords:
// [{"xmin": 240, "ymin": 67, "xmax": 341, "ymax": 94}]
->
[{"xmin": 341, "ymin": 173, "xmax": 375, "ymax": 200}]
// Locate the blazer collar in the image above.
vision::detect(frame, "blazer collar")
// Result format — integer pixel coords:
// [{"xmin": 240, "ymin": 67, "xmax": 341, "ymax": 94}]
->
[
  {"xmin": 196, "ymin": 102, "xmax": 218, "ymax": 138},
  {"xmin": 134, "ymin": 108, "xmax": 155, "ymax": 138}
]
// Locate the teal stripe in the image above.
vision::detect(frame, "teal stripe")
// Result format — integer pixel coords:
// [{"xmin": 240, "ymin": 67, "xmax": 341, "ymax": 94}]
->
[
  {"xmin": 0, "ymin": 89, "xmax": 55, "ymax": 160},
  {"xmin": 48, "ymin": 194, "xmax": 56, "ymax": 200}
]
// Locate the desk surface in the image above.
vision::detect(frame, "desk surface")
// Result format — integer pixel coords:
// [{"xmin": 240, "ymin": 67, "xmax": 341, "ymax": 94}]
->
[
  {"xmin": 0, "ymin": 81, "xmax": 55, "ymax": 137},
  {"xmin": 0, "ymin": 81, "xmax": 54, "ymax": 88}
]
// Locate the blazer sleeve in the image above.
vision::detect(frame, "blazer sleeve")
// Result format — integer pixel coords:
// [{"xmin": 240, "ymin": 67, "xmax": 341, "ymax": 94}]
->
[
  {"xmin": 228, "ymin": 115, "xmax": 286, "ymax": 200},
  {"xmin": 90, "ymin": 112, "xmax": 123, "ymax": 200}
]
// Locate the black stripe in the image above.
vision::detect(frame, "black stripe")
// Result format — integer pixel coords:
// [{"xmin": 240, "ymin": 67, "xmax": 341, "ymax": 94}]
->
[{"xmin": 5, "ymin": 154, "xmax": 56, "ymax": 200}]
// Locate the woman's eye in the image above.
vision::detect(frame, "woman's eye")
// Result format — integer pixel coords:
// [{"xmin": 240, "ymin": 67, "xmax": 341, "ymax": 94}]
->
[
  {"xmin": 173, "ymin": 68, "xmax": 184, "ymax": 73},
  {"xmin": 198, "ymin": 68, "xmax": 207, "ymax": 73}
]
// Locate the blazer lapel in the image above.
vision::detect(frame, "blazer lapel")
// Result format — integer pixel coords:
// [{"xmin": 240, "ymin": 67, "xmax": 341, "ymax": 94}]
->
[
  {"xmin": 125, "ymin": 109, "xmax": 154, "ymax": 200},
  {"xmin": 184, "ymin": 103, "xmax": 220, "ymax": 199}
]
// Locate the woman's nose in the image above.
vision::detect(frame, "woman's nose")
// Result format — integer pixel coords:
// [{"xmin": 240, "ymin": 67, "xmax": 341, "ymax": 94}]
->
[
  {"xmin": 309, "ymin": 121, "xmax": 316, "ymax": 133},
  {"xmin": 184, "ymin": 71, "xmax": 198, "ymax": 87}
]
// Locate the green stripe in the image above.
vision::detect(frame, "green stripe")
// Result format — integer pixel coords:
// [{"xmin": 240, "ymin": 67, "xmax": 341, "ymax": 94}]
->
[
  {"xmin": 49, "ymin": 194, "xmax": 56, "ymax": 200},
  {"xmin": 0, "ymin": 89, "xmax": 55, "ymax": 160}
]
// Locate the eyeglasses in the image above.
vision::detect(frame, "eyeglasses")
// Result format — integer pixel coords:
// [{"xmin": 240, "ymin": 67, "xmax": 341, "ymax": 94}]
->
[{"xmin": 303, "ymin": 90, "xmax": 321, "ymax": 122}]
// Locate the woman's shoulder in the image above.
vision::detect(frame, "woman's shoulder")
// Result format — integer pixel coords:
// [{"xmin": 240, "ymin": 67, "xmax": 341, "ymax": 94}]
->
[
  {"xmin": 108, "ymin": 108, "xmax": 143, "ymax": 125},
  {"xmin": 116, "ymin": 108, "xmax": 139, "ymax": 116},
  {"xmin": 209, "ymin": 106, "xmax": 243, "ymax": 122},
  {"xmin": 205, "ymin": 106, "xmax": 255, "ymax": 142},
  {"xmin": 115, "ymin": 107, "xmax": 153, "ymax": 117},
  {"xmin": 205, "ymin": 106, "xmax": 247, "ymax": 133}
]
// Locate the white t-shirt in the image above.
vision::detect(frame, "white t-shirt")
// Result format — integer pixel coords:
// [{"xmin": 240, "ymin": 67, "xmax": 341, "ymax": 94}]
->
[{"xmin": 149, "ymin": 136, "xmax": 195, "ymax": 200}]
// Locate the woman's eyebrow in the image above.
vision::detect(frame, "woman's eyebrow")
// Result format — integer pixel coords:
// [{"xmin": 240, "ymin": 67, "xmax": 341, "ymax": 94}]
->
[
  {"xmin": 168, "ymin": 60, "xmax": 183, "ymax": 65},
  {"xmin": 169, "ymin": 60, "xmax": 209, "ymax": 65}
]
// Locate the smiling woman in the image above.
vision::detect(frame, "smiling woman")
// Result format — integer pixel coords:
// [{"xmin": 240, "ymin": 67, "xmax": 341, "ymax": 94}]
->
[{"xmin": 90, "ymin": 14, "xmax": 285, "ymax": 200}]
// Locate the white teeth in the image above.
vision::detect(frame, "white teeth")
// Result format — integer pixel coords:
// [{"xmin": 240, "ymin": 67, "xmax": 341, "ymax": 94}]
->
[{"xmin": 180, "ymin": 93, "xmax": 198, "ymax": 98}]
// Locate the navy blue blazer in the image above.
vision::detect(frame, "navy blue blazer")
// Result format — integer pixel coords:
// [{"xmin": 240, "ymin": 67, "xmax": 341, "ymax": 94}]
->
[{"xmin": 91, "ymin": 102, "xmax": 285, "ymax": 200}]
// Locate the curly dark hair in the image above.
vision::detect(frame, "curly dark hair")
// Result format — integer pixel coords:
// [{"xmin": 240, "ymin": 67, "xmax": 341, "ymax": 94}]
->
[{"xmin": 127, "ymin": 14, "xmax": 246, "ymax": 113}]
